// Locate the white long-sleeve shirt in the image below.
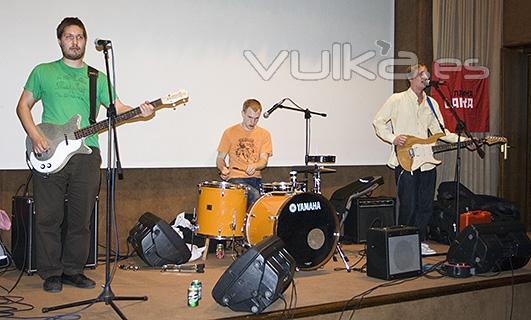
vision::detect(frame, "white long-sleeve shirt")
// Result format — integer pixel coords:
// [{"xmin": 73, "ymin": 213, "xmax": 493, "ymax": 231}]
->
[{"xmin": 372, "ymin": 88, "xmax": 460, "ymax": 171}]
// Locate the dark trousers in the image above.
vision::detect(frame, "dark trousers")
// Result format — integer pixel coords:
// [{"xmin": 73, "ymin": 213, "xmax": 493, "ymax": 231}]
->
[
  {"xmin": 33, "ymin": 147, "xmax": 101, "ymax": 279},
  {"xmin": 395, "ymin": 165, "xmax": 436, "ymax": 242},
  {"xmin": 228, "ymin": 177, "xmax": 261, "ymax": 209}
]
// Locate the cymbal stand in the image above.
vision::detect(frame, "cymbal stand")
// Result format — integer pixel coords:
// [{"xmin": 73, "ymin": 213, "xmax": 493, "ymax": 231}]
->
[
  {"xmin": 313, "ymin": 165, "xmax": 322, "ymax": 194},
  {"xmin": 335, "ymin": 242, "xmax": 351, "ymax": 272}
]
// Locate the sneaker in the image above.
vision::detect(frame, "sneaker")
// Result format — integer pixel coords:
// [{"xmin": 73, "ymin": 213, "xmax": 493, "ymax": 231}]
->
[
  {"xmin": 62, "ymin": 273, "xmax": 96, "ymax": 289},
  {"xmin": 421, "ymin": 243, "xmax": 436, "ymax": 256},
  {"xmin": 43, "ymin": 276, "xmax": 63, "ymax": 293}
]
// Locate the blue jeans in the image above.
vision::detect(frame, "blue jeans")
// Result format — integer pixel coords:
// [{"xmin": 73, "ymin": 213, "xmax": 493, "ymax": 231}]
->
[
  {"xmin": 395, "ymin": 166, "xmax": 436, "ymax": 242},
  {"xmin": 228, "ymin": 178, "xmax": 261, "ymax": 209}
]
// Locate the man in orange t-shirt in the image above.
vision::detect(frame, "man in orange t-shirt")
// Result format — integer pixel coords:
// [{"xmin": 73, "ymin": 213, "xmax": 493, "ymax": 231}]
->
[{"xmin": 216, "ymin": 99, "xmax": 272, "ymax": 208}]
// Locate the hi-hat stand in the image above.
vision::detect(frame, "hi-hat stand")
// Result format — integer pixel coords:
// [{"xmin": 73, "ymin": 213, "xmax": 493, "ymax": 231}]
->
[{"xmin": 42, "ymin": 42, "xmax": 147, "ymax": 320}]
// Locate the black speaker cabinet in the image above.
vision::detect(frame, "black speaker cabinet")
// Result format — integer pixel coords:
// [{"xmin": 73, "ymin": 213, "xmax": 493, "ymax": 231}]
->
[
  {"xmin": 212, "ymin": 235, "xmax": 295, "ymax": 314},
  {"xmin": 11, "ymin": 196, "xmax": 98, "ymax": 275},
  {"xmin": 447, "ymin": 221, "xmax": 531, "ymax": 274},
  {"xmin": 367, "ymin": 226, "xmax": 422, "ymax": 280},
  {"xmin": 344, "ymin": 197, "xmax": 395, "ymax": 243},
  {"xmin": 127, "ymin": 212, "xmax": 191, "ymax": 267}
]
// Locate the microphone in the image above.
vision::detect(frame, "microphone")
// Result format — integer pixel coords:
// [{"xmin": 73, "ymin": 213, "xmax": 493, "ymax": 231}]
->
[
  {"xmin": 263, "ymin": 98, "xmax": 286, "ymax": 118},
  {"xmin": 94, "ymin": 38, "xmax": 112, "ymax": 51},
  {"xmin": 424, "ymin": 79, "xmax": 446, "ymax": 87}
]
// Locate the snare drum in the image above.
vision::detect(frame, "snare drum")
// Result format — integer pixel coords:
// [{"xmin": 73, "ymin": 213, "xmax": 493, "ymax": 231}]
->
[
  {"xmin": 261, "ymin": 182, "xmax": 292, "ymax": 194},
  {"xmin": 196, "ymin": 181, "xmax": 247, "ymax": 239},
  {"xmin": 245, "ymin": 192, "xmax": 339, "ymax": 270},
  {"xmin": 261, "ymin": 182, "xmax": 307, "ymax": 194}
]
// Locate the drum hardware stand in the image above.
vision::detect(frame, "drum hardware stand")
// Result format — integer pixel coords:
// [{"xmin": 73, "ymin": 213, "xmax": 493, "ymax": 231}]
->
[
  {"xmin": 313, "ymin": 165, "xmax": 322, "ymax": 194},
  {"xmin": 118, "ymin": 263, "xmax": 205, "ymax": 273},
  {"xmin": 334, "ymin": 242, "xmax": 351, "ymax": 272},
  {"xmin": 334, "ymin": 200, "xmax": 351, "ymax": 272}
]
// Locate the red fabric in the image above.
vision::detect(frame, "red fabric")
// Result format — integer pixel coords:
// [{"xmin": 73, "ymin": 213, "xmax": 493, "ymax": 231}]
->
[{"xmin": 431, "ymin": 62, "xmax": 489, "ymax": 132}]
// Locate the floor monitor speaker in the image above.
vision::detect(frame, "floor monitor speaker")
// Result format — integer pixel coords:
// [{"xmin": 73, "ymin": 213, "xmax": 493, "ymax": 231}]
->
[
  {"xmin": 447, "ymin": 221, "xmax": 531, "ymax": 274},
  {"xmin": 212, "ymin": 235, "xmax": 295, "ymax": 314},
  {"xmin": 127, "ymin": 212, "xmax": 191, "ymax": 267}
]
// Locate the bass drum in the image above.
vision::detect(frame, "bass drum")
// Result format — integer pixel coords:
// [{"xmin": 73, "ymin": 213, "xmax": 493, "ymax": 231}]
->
[{"xmin": 245, "ymin": 192, "xmax": 339, "ymax": 270}]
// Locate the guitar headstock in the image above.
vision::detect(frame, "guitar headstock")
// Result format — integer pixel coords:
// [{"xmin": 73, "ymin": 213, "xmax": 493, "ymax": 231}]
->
[
  {"xmin": 484, "ymin": 136, "xmax": 507, "ymax": 145},
  {"xmin": 160, "ymin": 90, "xmax": 189, "ymax": 109}
]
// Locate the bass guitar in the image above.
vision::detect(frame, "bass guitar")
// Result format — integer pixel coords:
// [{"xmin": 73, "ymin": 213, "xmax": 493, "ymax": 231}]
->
[
  {"xmin": 396, "ymin": 133, "xmax": 507, "ymax": 172},
  {"xmin": 26, "ymin": 90, "xmax": 189, "ymax": 174}
]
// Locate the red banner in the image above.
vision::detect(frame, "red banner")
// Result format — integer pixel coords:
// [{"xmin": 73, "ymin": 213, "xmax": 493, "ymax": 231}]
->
[{"xmin": 431, "ymin": 62, "xmax": 489, "ymax": 132}]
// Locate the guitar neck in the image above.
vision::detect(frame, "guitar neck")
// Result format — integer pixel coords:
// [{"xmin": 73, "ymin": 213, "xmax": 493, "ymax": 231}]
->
[
  {"xmin": 74, "ymin": 98, "xmax": 163, "ymax": 139},
  {"xmin": 432, "ymin": 139, "xmax": 478, "ymax": 154}
]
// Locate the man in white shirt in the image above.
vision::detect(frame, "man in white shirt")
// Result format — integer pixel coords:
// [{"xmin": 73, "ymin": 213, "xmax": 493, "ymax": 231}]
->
[{"xmin": 372, "ymin": 63, "xmax": 460, "ymax": 255}]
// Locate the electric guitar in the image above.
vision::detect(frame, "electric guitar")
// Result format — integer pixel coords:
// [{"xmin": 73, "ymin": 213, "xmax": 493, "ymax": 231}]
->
[
  {"xmin": 396, "ymin": 133, "xmax": 507, "ymax": 172},
  {"xmin": 26, "ymin": 90, "xmax": 189, "ymax": 174}
]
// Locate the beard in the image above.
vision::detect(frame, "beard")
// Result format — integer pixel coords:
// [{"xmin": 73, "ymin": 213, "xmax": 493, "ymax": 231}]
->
[{"xmin": 60, "ymin": 43, "xmax": 85, "ymax": 60}]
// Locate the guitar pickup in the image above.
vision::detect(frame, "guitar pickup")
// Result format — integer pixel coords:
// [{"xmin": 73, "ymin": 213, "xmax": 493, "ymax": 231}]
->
[
  {"xmin": 64, "ymin": 134, "xmax": 69, "ymax": 145},
  {"xmin": 408, "ymin": 148, "xmax": 415, "ymax": 158}
]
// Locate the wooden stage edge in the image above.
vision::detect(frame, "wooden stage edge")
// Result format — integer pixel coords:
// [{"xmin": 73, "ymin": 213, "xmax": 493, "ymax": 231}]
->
[{"xmin": 218, "ymin": 273, "xmax": 531, "ymax": 320}]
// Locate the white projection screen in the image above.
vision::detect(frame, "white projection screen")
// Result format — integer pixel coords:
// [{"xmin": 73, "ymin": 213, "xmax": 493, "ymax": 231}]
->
[{"xmin": 0, "ymin": 0, "xmax": 394, "ymax": 169}]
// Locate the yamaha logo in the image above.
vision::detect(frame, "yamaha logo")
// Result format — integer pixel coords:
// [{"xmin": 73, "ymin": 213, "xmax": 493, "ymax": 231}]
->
[{"xmin": 289, "ymin": 201, "xmax": 322, "ymax": 213}]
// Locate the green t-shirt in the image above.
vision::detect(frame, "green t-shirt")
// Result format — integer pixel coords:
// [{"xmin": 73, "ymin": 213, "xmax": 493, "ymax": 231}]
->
[{"xmin": 24, "ymin": 59, "xmax": 114, "ymax": 148}]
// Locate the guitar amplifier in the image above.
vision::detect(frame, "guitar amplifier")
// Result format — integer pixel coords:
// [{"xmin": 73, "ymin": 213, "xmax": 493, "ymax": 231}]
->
[
  {"xmin": 344, "ymin": 197, "xmax": 395, "ymax": 243},
  {"xmin": 11, "ymin": 196, "xmax": 98, "ymax": 275}
]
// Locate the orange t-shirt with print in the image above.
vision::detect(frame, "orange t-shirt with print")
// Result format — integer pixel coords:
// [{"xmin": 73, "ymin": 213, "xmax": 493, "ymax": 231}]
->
[{"xmin": 217, "ymin": 124, "xmax": 273, "ymax": 179}]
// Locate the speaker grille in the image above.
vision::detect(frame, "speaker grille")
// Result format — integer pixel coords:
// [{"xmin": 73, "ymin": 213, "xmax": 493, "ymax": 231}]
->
[{"xmin": 389, "ymin": 234, "xmax": 420, "ymax": 275}]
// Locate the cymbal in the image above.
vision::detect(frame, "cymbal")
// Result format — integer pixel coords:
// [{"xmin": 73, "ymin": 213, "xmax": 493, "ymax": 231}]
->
[{"xmin": 291, "ymin": 165, "xmax": 337, "ymax": 174}]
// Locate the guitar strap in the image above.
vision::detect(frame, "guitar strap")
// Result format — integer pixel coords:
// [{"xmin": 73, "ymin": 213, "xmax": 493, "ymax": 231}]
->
[
  {"xmin": 87, "ymin": 66, "xmax": 99, "ymax": 124},
  {"xmin": 426, "ymin": 96, "xmax": 446, "ymax": 133}
]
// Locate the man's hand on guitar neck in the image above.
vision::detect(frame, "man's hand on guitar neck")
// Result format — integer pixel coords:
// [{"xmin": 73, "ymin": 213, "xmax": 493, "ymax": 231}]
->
[
  {"xmin": 116, "ymin": 99, "xmax": 155, "ymax": 118},
  {"xmin": 138, "ymin": 101, "xmax": 155, "ymax": 117},
  {"xmin": 465, "ymin": 137, "xmax": 481, "ymax": 151}
]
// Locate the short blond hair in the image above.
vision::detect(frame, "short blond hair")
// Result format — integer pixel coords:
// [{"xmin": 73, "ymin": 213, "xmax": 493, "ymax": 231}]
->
[
  {"xmin": 242, "ymin": 99, "xmax": 262, "ymax": 112},
  {"xmin": 406, "ymin": 63, "xmax": 428, "ymax": 80}
]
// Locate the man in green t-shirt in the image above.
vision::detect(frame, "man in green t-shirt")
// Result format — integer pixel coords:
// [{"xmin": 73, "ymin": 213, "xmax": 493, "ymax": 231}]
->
[{"xmin": 16, "ymin": 17, "xmax": 154, "ymax": 293}]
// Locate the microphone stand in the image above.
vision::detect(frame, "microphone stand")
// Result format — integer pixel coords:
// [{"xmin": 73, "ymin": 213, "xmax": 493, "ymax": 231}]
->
[
  {"xmin": 42, "ymin": 45, "xmax": 147, "ymax": 320},
  {"xmin": 430, "ymin": 83, "xmax": 484, "ymax": 240},
  {"xmin": 274, "ymin": 98, "xmax": 327, "ymax": 166},
  {"xmin": 271, "ymin": 100, "xmax": 350, "ymax": 270}
]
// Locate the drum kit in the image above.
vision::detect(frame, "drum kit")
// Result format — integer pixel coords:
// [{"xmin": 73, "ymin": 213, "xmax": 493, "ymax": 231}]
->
[{"xmin": 194, "ymin": 155, "xmax": 350, "ymax": 271}]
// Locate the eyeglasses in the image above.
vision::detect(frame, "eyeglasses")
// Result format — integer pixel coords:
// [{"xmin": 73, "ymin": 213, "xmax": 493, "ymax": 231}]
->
[{"xmin": 63, "ymin": 34, "xmax": 85, "ymax": 42}]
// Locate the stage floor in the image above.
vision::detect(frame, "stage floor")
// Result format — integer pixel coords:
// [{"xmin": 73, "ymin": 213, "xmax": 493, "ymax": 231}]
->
[{"xmin": 1, "ymin": 241, "xmax": 530, "ymax": 320}]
